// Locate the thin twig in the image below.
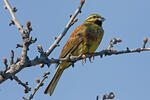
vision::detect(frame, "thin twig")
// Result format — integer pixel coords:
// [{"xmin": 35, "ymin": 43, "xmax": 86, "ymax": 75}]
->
[
  {"xmin": 45, "ymin": 0, "xmax": 85, "ymax": 56},
  {"xmin": 12, "ymin": 75, "xmax": 31, "ymax": 93},
  {"xmin": 27, "ymin": 38, "xmax": 150, "ymax": 67},
  {"xmin": 106, "ymin": 38, "xmax": 122, "ymax": 50},
  {"xmin": 46, "ymin": 47, "xmax": 150, "ymax": 64},
  {"xmin": 3, "ymin": 0, "xmax": 25, "ymax": 36},
  {"xmin": 28, "ymin": 72, "xmax": 50, "ymax": 100}
]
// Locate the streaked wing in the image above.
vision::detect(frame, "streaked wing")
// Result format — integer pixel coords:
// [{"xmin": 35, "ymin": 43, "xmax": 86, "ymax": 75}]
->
[{"xmin": 59, "ymin": 24, "xmax": 86, "ymax": 58}]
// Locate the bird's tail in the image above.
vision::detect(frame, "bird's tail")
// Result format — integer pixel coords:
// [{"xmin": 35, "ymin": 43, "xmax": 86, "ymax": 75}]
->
[{"xmin": 44, "ymin": 66, "xmax": 64, "ymax": 96}]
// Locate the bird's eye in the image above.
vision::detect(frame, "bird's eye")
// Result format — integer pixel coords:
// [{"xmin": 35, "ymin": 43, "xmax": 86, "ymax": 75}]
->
[{"xmin": 93, "ymin": 16, "xmax": 97, "ymax": 18}]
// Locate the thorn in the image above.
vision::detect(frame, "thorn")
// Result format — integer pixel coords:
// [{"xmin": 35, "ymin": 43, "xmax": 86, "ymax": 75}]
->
[
  {"xmin": 40, "ymin": 83, "xmax": 44, "ymax": 86},
  {"xmin": 54, "ymin": 37, "xmax": 57, "ymax": 40},
  {"xmin": 55, "ymin": 44, "xmax": 60, "ymax": 46},
  {"xmin": 4, "ymin": 5, "xmax": 7, "ymax": 9},
  {"xmin": 70, "ymin": 15, "xmax": 72, "ymax": 18},
  {"xmin": 16, "ymin": 44, "xmax": 23, "ymax": 48},
  {"xmin": 12, "ymin": 7, "xmax": 17, "ymax": 12},
  {"xmin": 25, "ymin": 82, "xmax": 29, "ymax": 85},
  {"xmin": 24, "ymin": 89, "xmax": 28, "ymax": 94},
  {"xmin": 31, "ymin": 38, "xmax": 37, "ymax": 44},
  {"xmin": 34, "ymin": 38, "xmax": 37, "ymax": 41},
  {"xmin": 16, "ymin": 57, "xmax": 21, "ymax": 63},
  {"xmin": 43, "ymin": 71, "xmax": 50, "ymax": 77},
  {"xmin": 9, "ymin": 20, "xmax": 15, "ymax": 26},
  {"xmin": 126, "ymin": 47, "xmax": 130, "ymax": 51}
]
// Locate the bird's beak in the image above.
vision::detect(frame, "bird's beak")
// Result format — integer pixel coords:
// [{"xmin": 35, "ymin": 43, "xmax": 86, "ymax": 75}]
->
[{"xmin": 100, "ymin": 17, "xmax": 105, "ymax": 22}]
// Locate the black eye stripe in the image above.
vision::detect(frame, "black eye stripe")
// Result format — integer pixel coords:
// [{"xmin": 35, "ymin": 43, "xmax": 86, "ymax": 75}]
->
[
  {"xmin": 93, "ymin": 16, "xmax": 97, "ymax": 18},
  {"xmin": 86, "ymin": 15, "xmax": 101, "ymax": 21},
  {"xmin": 88, "ymin": 16, "xmax": 98, "ymax": 19}
]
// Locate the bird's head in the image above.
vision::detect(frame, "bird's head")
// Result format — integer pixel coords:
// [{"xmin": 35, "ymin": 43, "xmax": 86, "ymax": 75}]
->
[{"xmin": 84, "ymin": 14, "xmax": 105, "ymax": 26}]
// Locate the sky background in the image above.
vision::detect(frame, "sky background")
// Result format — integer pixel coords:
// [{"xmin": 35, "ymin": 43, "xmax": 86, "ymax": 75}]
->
[{"xmin": 0, "ymin": 0, "xmax": 150, "ymax": 100}]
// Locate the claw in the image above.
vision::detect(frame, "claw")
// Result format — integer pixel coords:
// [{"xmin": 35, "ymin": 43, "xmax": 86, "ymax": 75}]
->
[
  {"xmin": 89, "ymin": 56, "xmax": 91, "ymax": 62},
  {"xmin": 71, "ymin": 62, "xmax": 74, "ymax": 68},
  {"xmin": 82, "ymin": 54, "xmax": 87, "ymax": 64},
  {"xmin": 82, "ymin": 59, "xmax": 84, "ymax": 65},
  {"xmin": 91, "ymin": 53, "xmax": 95, "ymax": 60},
  {"xmin": 100, "ymin": 54, "xmax": 103, "ymax": 58}
]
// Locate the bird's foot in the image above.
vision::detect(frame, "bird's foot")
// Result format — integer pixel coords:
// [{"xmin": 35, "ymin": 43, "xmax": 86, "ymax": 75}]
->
[
  {"xmin": 81, "ymin": 54, "xmax": 87, "ymax": 65},
  {"xmin": 81, "ymin": 53, "xmax": 95, "ymax": 64},
  {"xmin": 88, "ymin": 53, "xmax": 95, "ymax": 63}
]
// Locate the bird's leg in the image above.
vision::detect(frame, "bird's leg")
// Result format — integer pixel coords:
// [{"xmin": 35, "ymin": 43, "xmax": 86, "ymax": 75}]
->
[
  {"xmin": 89, "ymin": 56, "xmax": 92, "ymax": 62},
  {"xmin": 81, "ymin": 52, "xmax": 95, "ymax": 64},
  {"xmin": 88, "ymin": 53, "xmax": 95, "ymax": 62},
  {"xmin": 91, "ymin": 53, "xmax": 95, "ymax": 60}
]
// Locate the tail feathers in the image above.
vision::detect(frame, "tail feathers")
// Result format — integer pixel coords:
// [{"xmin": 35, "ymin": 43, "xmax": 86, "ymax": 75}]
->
[{"xmin": 44, "ymin": 67, "xmax": 64, "ymax": 96}]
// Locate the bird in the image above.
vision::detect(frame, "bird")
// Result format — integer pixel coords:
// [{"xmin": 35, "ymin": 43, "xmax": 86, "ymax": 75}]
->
[{"xmin": 44, "ymin": 14, "xmax": 105, "ymax": 96}]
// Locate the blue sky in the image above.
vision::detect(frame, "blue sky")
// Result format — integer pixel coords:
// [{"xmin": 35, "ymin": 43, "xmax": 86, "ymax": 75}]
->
[{"xmin": 0, "ymin": 0, "xmax": 150, "ymax": 100}]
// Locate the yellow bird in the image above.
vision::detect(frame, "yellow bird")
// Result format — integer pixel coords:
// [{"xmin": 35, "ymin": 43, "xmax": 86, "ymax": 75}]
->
[{"xmin": 44, "ymin": 14, "xmax": 105, "ymax": 95}]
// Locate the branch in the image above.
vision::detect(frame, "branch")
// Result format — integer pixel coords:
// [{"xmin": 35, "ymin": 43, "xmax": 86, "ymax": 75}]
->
[
  {"xmin": 45, "ymin": 0, "xmax": 85, "ymax": 56},
  {"xmin": 33, "ymin": 38, "xmax": 150, "ymax": 66},
  {"xmin": 1, "ymin": 0, "xmax": 85, "ymax": 86},
  {"xmin": 14, "ymin": 38, "xmax": 150, "ymax": 68},
  {"xmin": 12, "ymin": 75, "xmax": 31, "ymax": 93},
  {"xmin": 3, "ymin": 0, "xmax": 25, "ymax": 36},
  {"xmin": 1, "ymin": 0, "xmax": 150, "ymax": 99},
  {"xmin": 2, "ymin": 58, "xmax": 8, "ymax": 73},
  {"xmin": 46, "ymin": 46, "xmax": 150, "ymax": 65}
]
